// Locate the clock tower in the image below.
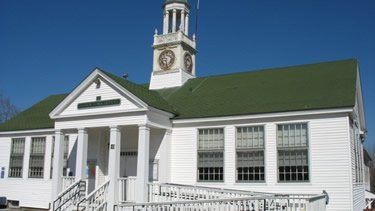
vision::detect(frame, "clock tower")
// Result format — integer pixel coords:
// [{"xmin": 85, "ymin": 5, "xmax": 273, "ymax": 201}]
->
[{"xmin": 149, "ymin": 0, "xmax": 197, "ymax": 90}]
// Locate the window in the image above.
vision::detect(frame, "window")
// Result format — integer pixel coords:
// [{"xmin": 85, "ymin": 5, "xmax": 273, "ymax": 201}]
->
[
  {"xmin": 197, "ymin": 128, "xmax": 224, "ymax": 182},
  {"xmin": 149, "ymin": 159, "xmax": 159, "ymax": 181},
  {"xmin": 352, "ymin": 121, "xmax": 363, "ymax": 183},
  {"xmin": 8, "ymin": 138, "xmax": 25, "ymax": 178},
  {"xmin": 29, "ymin": 137, "xmax": 46, "ymax": 178},
  {"xmin": 277, "ymin": 123, "xmax": 309, "ymax": 182},
  {"xmin": 236, "ymin": 126, "xmax": 265, "ymax": 182},
  {"xmin": 1, "ymin": 167, "xmax": 5, "ymax": 178}
]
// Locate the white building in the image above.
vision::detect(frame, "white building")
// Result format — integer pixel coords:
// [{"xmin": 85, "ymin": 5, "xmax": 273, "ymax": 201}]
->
[{"xmin": 0, "ymin": 0, "xmax": 369, "ymax": 210}]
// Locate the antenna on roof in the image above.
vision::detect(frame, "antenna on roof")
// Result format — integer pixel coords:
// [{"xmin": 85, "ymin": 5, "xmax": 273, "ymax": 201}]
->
[{"xmin": 194, "ymin": 0, "xmax": 200, "ymax": 39}]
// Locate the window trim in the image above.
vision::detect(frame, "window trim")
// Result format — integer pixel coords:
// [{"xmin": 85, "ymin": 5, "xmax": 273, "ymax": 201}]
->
[
  {"xmin": 196, "ymin": 127, "xmax": 225, "ymax": 183},
  {"xmin": 235, "ymin": 125, "xmax": 266, "ymax": 183},
  {"xmin": 28, "ymin": 137, "xmax": 46, "ymax": 179},
  {"xmin": 276, "ymin": 122, "xmax": 311, "ymax": 183},
  {"xmin": 8, "ymin": 137, "xmax": 26, "ymax": 178}
]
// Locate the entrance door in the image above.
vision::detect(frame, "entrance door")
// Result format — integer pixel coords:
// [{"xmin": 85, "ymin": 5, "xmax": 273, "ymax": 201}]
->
[{"xmin": 120, "ymin": 150, "xmax": 137, "ymax": 177}]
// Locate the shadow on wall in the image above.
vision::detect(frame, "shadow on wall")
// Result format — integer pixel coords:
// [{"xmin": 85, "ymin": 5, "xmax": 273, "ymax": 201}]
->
[{"xmin": 67, "ymin": 137, "xmax": 77, "ymax": 176}]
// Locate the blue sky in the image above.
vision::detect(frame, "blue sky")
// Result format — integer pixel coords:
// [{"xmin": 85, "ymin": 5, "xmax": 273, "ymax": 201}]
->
[{"xmin": 0, "ymin": 0, "xmax": 374, "ymax": 149}]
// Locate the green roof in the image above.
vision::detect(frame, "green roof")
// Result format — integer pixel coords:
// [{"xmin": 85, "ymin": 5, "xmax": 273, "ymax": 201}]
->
[
  {"xmin": 0, "ymin": 94, "xmax": 67, "ymax": 132},
  {"xmin": 0, "ymin": 59, "xmax": 358, "ymax": 132},
  {"xmin": 157, "ymin": 59, "xmax": 357, "ymax": 119},
  {"xmin": 102, "ymin": 70, "xmax": 176, "ymax": 114}
]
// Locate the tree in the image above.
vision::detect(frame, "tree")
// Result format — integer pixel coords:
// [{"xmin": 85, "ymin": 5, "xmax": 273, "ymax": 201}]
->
[{"xmin": 0, "ymin": 93, "xmax": 18, "ymax": 123}]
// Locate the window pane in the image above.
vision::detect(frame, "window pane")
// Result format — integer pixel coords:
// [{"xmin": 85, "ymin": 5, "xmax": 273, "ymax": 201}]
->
[
  {"xmin": 236, "ymin": 126, "xmax": 264, "ymax": 149},
  {"xmin": 198, "ymin": 129, "xmax": 224, "ymax": 150},
  {"xmin": 197, "ymin": 129, "xmax": 224, "ymax": 182},
  {"xmin": 278, "ymin": 149, "xmax": 308, "ymax": 182},
  {"xmin": 237, "ymin": 151, "xmax": 264, "ymax": 182},
  {"xmin": 9, "ymin": 138, "xmax": 25, "ymax": 178},
  {"xmin": 29, "ymin": 137, "xmax": 46, "ymax": 178},
  {"xmin": 236, "ymin": 126, "xmax": 265, "ymax": 182},
  {"xmin": 277, "ymin": 123, "xmax": 308, "ymax": 147}
]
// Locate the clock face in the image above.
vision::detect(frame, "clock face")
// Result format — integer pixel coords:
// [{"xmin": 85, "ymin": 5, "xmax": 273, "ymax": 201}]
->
[
  {"xmin": 159, "ymin": 50, "xmax": 175, "ymax": 70},
  {"xmin": 184, "ymin": 53, "xmax": 193, "ymax": 73}
]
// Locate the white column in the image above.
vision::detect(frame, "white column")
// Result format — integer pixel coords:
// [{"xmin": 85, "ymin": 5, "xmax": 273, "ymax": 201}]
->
[
  {"xmin": 52, "ymin": 131, "xmax": 65, "ymax": 201},
  {"xmin": 185, "ymin": 13, "xmax": 189, "ymax": 35},
  {"xmin": 172, "ymin": 9, "xmax": 177, "ymax": 33},
  {"xmin": 136, "ymin": 125, "xmax": 150, "ymax": 203},
  {"xmin": 165, "ymin": 11, "xmax": 170, "ymax": 34},
  {"xmin": 75, "ymin": 128, "xmax": 88, "ymax": 181},
  {"xmin": 180, "ymin": 10, "xmax": 185, "ymax": 32},
  {"xmin": 107, "ymin": 126, "xmax": 121, "ymax": 209}
]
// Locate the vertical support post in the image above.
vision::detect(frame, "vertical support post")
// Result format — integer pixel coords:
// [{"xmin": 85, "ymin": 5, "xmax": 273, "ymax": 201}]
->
[
  {"xmin": 136, "ymin": 124, "xmax": 150, "ymax": 203},
  {"xmin": 51, "ymin": 130, "xmax": 65, "ymax": 201},
  {"xmin": 163, "ymin": 11, "xmax": 167, "ymax": 34},
  {"xmin": 75, "ymin": 128, "xmax": 88, "ymax": 181},
  {"xmin": 165, "ymin": 11, "xmax": 170, "ymax": 34},
  {"xmin": 185, "ymin": 13, "xmax": 189, "ymax": 35},
  {"xmin": 180, "ymin": 10, "xmax": 185, "ymax": 32},
  {"xmin": 108, "ymin": 126, "xmax": 121, "ymax": 209},
  {"xmin": 172, "ymin": 9, "xmax": 177, "ymax": 33}
]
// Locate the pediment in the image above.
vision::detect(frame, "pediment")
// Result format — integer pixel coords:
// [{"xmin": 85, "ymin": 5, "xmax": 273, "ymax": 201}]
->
[{"xmin": 50, "ymin": 69, "xmax": 147, "ymax": 119}]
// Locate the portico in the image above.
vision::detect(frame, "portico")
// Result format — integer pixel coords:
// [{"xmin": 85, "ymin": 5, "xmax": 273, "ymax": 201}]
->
[
  {"xmin": 51, "ymin": 121, "xmax": 172, "ymax": 206},
  {"xmin": 47, "ymin": 66, "xmax": 174, "ymax": 210}
]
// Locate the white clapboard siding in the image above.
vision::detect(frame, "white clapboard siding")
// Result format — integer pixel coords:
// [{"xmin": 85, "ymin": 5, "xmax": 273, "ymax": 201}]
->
[
  {"xmin": 0, "ymin": 137, "xmax": 52, "ymax": 209},
  {"xmin": 60, "ymin": 77, "xmax": 141, "ymax": 116},
  {"xmin": 353, "ymin": 184, "xmax": 365, "ymax": 210},
  {"xmin": 0, "ymin": 179, "xmax": 52, "ymax": 209},
  {"xmin": 149, "ymin": 69, "xmax": 193, "ymax": 90},
  {"xmin": 0, "ymin": 137, "xmax": 11, "ymax": 176},
  {"xmin": 170, "ymin": 114, "xmax": 353, "ymax": 211}
]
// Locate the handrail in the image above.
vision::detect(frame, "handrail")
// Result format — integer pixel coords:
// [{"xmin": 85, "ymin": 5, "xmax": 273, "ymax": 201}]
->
[
  {"xmin": 61, "ymin": 176, "xmax": 76, "ymax": 190},
  {"xmin": 154, "ymin": 182, "xmax": 270, "ymax": 196},
  {"xmin": 148, "ymin": 182, "xmax": 272, "ymax": 203},
  {"xmin": 76, "ymin": 198, "xmax": 86, "ymax": 211},
  {"xmin": 79, "ymin": 180, "xmax": 110, "ymax": 211},
  {"xmin": 116, "ymin": 194, "xmax": 327, "ymax": 211},
  {"xmin": 124, "ymin": 195, "xmax": 326, "ymax": 207},
  {"xmin": 86, "ymin": 180, "xmax": 110, "ymax": 200},
  {"xmin": 53, "ymin": 180, "xmax": 86, "ymax": 211}
]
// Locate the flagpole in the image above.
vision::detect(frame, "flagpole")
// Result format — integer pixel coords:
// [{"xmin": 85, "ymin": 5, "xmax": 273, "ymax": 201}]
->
[{"xmin": 195, "ymin": 0, "xmax": 200, "ymax": 39}]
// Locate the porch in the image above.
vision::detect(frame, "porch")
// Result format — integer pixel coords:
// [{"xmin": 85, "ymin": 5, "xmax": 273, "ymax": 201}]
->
[{"xmin": 51, "ymin": 121, "xmax": 171, "ymax": 208}]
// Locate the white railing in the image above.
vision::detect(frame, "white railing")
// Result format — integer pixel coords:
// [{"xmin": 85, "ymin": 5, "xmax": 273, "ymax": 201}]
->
[
  {"xmin": 62, "ymin": 176, "xmax": 76, "ymax": 190},
  {"xmin": 53, "ymin": 180, "xmax": 86, "ymax": 211},
  {"xmin": 148, "ymin": 183, "xmax": 269, "ymax": 202},
  {"xmin": 115, "ymin": 194, "xmax": 327, "ymax": 211},
  {"xmin": 118, "ymin": 177, "xmax": 137, "ymax": 203},
  {"xmin": 78, "ymin": 180, "xmax": 110, "ymax": 211}
]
